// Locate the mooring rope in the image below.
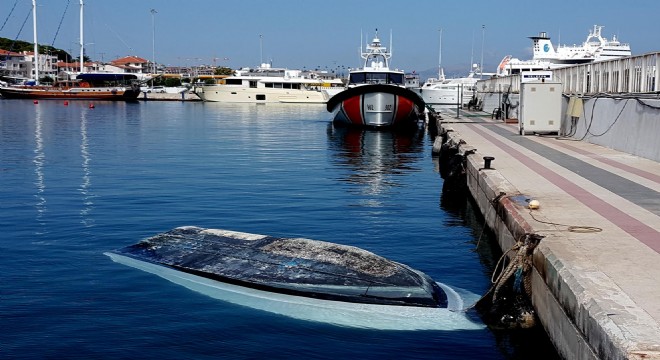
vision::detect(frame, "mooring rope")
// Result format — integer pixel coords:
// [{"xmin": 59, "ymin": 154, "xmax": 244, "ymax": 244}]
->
[{"xmin": 527, "ymin": 209, "xmax": 602, "ymax": 233}]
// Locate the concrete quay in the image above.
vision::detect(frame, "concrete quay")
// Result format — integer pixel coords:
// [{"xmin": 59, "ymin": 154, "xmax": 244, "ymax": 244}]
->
[{"xmin": 433, "ymin": 110, "xmax": 660, "ymax": 359}]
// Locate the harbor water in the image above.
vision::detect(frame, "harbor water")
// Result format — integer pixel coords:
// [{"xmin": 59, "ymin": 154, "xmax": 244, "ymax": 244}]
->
[{"xmin": 0, "ymin": 100, "xmax": 558, "ymax": 359}]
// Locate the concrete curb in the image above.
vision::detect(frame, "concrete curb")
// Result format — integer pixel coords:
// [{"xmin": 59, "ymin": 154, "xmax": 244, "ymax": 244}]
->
[{"xmin": 439, "ymin": 120, "xmax": 660, "ymax": 360}]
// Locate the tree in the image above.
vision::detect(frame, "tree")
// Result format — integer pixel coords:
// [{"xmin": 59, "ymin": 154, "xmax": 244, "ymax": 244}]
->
[
  {"xmin": 164, "ymin": 77, "xmax": 181, "ymax": 87},
  {"xmin": 39, "ymin": 75, "xmax": 54, "ymax": 84},
  {"xmin": 214, "ymin": 67, "xmax": 234, "ymax": 76}
]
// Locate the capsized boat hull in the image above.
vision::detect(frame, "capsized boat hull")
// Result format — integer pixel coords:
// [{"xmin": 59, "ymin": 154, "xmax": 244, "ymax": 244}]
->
[
  {"xmin": 106, "ymin": 250, "xmax": 483, "ymax": 330},
  {"xmin": 327, "ymin": 84, "xmax": 425, "ymax": 128},
  {"xmin": 107, "ymin": 226, "xmax": 448, "ymax": 308}
]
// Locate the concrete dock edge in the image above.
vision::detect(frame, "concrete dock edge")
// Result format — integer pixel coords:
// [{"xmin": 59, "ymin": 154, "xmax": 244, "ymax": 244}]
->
[{"xmin": 436, "ymin": 117, "xmax": 660, "ymax": 360}]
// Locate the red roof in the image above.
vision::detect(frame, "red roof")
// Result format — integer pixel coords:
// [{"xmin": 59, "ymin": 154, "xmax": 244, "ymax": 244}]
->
[
  {"xmin": 111, "ymin": 56, "xmax": 148, "ymax": 65},
  {"xmin": 0, "ymin": 49, "xmax": 23, "ymax": 56}
]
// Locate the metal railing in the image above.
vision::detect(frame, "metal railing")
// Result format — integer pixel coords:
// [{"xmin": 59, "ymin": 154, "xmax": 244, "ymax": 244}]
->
[{"xmin": 477, "ymin": 52, "xmax": 660, "ymax": 95}]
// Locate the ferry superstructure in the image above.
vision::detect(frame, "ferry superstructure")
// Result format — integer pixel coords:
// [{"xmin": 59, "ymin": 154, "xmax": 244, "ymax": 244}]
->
[{"xmin": 497, "ymin": 25, "xmax": 632, "ymax": 76}]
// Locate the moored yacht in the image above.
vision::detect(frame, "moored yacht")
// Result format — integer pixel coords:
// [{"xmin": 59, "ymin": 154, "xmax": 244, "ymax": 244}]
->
[
  {"xmin": 327, "ymin": 31, "xmax": 425, "ymax": 128},
  {"xmin": 193, "ymin": 64, "xmax": 344, "ymax": 103},
  {"xmin": 0, "ymin": 73, "xmax": 142, "ymax": 100},
  {"xmin": 416, "ymin": 65, "xmax": 479, "ymax": 109}
]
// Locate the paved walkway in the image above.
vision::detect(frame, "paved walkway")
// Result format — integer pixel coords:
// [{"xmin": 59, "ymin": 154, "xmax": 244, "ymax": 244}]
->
[{"xmin": 435, "ymin": 108, "xmax": 660, "ymax": 358}]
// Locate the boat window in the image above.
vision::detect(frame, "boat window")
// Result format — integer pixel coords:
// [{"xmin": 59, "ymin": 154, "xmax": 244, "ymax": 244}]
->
[
  {"xmin": 387, "ymin": 73, "xmax": 404, "ymax": 85},
  {"xmin": 249, "ymin": 81, "xmax": 258, "ymax": 88},
  {"xmin": 256, "ymin": 94, "xmax": 266, "ymax": 100},
  {"xmin": 265, "ymin": 83, "xmax": 273, "ymax": 88},
  {"xmin": 273, "ymin": 83, "xmax": 283, "ymax": 89},
  {"xmin": 283, "ymin": 83, "xmax": 292, "ymax": 89},
  {"xmin": 367, "ymin": 73, "xmax": 388, "ymax": 84},
  {"xmin": 349, "ymin": 73, "xmax": 366, "ymax": 84},
  {"xmin": 225, "ymin": 79, "xmax": 242, "ymax": 85},
  {"xmin": 292, "ymin": 83, "xmax": 301, "ymax": 90}
]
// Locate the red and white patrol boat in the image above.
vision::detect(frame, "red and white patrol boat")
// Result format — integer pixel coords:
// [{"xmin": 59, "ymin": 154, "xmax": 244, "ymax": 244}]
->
[{"xmin": 327, "ymin": 31, "xmax": 425, "ymax": 128}]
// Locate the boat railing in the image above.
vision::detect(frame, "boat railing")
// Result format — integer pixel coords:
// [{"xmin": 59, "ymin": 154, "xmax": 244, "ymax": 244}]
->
[{"xmin": 477, "ymin": 51, "xmax": 660, "ymax": 95}]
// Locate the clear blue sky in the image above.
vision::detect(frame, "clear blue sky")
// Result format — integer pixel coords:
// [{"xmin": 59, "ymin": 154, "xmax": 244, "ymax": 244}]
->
[{"xmin": 2, "ymin": 0, "xmax": 658, "ymax": 77}]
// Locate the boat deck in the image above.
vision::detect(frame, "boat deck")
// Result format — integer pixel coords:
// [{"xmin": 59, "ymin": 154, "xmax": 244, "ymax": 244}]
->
[{"xmin": 434, "ymin": 109, "xmax": 660, "ymax": 359}]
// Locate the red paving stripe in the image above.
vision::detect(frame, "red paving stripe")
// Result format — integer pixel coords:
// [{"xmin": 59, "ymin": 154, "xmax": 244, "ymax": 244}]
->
[
  {"xmin": 490, "ymin": 121, "xmax": 660, "ymax": 184},
  {"xmin": 467, "ymin": 123, "xmax": 660, "ymax": 253},
  {"xmin": 548, "ymin": 140, "xmax": 660, "ymax": 185}
]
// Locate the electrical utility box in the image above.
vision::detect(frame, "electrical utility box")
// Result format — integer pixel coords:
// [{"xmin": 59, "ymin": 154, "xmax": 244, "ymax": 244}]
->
[{"xmin": 518, "ymin": 80, "xmax": 562, "ymax": 135}]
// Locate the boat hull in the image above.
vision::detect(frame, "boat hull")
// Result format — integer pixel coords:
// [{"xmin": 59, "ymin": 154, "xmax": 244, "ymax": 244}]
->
[
  {"xmin": 105, "ymin": 251, "xmax": 483, "ymax": 330},
  {"xmin": 327, "ymin": 84, "xmax": 425, "ymax": 128},
  {"xmin": 0, "ymin": 86, "xmax": 141, "ymax": 100},
  {"xmin": 107, "ymin": 226, "xmax": 448, "ymax": 308},
  {"xmin": 194, "ymin": 84, "xmax": 334, "ymax": 103}
]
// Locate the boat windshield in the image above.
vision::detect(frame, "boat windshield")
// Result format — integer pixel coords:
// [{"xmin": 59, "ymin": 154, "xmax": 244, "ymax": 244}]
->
[{"xmin": 349, "ymin": 72, "xmax": 404, "ymax": 85}]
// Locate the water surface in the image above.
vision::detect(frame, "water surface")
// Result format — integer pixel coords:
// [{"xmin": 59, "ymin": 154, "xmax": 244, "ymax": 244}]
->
[{"xmin": 0, "ymin": 100, "xmax": 557, "ymax": 359}]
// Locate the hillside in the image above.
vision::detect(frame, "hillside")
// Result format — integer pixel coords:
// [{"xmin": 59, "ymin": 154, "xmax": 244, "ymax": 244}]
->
[{"xmin": 0, "ymin": 37, "xmax": 72, "ymax": 61}]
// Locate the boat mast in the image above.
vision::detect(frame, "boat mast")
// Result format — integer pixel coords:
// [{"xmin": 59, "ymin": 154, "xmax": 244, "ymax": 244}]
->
[
  {"xmin": 32, "ymin": 0, "xmax": 39, "ymax": 84},
  {"xmin": 479, "ymin": 25, "xmax": 485, "ymax": 79},
  {"xmin": 438, "ymin": 28, "xmax": 444, "ymax": 80},
  {"xmin": 79, "ymin": 0, "xmax": 84, "ymax": 73}
]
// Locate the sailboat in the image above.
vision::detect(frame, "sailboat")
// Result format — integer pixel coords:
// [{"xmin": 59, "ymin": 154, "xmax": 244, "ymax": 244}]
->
[{"xmin": 0, "ymin": 0, "xmax": 141, "ymax": 100}]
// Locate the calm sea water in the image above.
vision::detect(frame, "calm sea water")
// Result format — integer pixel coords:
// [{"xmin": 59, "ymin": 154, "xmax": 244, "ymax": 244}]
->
[{"xmin": 0, "ymin": 99, "xmax": 558, "ymax": 359}]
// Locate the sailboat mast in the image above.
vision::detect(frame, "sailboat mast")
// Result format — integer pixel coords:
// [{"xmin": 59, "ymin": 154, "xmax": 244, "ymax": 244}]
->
[
  {"xmin": 32, "ymin": 0, "xmax": 39, "ymax": 84},
  {"xmin": 438, "ymin": 28, "xmax": 442, "ymax": 79},
  {"xmin": 80, "ymin": 0, "xmax": 84, "ymax": 73},
  {"xmin": 480, "ymin": 25, "xmax": 485, "ymax": 79}
]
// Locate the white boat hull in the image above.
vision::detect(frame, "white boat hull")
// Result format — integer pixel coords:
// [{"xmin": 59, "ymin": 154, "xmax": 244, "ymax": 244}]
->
[
  {"xmin": 106, "ymin": 252, "xmax": 483, "ymax": 330},
  {"xmin": 194, "ymin": 84, "xmax": 333, "ymax": 103}
]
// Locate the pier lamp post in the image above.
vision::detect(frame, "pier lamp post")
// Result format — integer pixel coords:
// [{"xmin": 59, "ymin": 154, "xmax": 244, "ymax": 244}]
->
[
  {"xmin": 259, "ymin": 34, "xmax": 263, "ymax": 65},
  {"xmin": 151, "ymin": 9, "xmax": 157, "ymax": 75}
]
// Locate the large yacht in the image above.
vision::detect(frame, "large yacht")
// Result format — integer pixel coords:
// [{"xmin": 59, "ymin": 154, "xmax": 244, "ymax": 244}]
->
[
  {"xmin": 416, "ymin": 65, "xmax": 479, "ymax": 109},
  {"xmin": 497, "ymin": 25, "xmax": 632, "ymax": 76},
  {"xmin": 193, "ymin": 64, "xmax": 344, "ymax": 103}
]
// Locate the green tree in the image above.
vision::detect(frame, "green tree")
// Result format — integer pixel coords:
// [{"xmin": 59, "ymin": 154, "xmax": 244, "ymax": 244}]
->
[
  {"xmin": 164, "ymin": 77, "xmax": 181, "ymax": 87},
  {"xmin": 214, "ymin": 67, "xmax": 234, "ymax": 76}
]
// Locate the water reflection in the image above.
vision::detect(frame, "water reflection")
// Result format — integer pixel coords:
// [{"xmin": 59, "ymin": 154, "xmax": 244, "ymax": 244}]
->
[
  {"xmin": 32, "ymin": 104, "xmax": 46, "ymax": 228},
  {"xmin": 79, "ymin": 108, "xmax": 95, "ymax": 227},
  {"xmin": 327, "ymin": 125, "xmax": 424, "ymax": 202}
]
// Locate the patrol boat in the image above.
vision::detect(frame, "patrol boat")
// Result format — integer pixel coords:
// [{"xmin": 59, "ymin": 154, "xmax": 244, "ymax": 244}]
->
[{"xmin": 327, "ymin": 31, "xmax": 425, "ymax": 128}]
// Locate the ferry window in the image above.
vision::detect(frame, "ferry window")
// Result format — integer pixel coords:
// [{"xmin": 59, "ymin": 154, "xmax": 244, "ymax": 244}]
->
[
  {"xmin": 249, "ymin": 81, "xmax": 258, "ymax": 88},
  {"xmin": 226, "ymin": 79, "xmax": 242, "ymax": 85},
  {"xmin": 387, "ymin": 73, "xmax": 404, "ymax": 84},
  {"xmin": 349, "ymin": 73, "xmax": 366, "ymax": 84},
  {"xmin": 256, "ymin": 94, "xmax": 266, "ymax": 100}
]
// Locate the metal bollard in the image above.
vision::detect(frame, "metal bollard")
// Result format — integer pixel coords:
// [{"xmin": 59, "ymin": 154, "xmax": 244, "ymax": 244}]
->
[{"xmin": 483, "ymin": 156, "xmax": 494, "ymax": 169}]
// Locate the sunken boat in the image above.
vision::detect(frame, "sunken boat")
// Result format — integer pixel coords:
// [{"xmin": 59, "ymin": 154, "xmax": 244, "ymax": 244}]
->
[{"xmin": 107, "ymin": 226, "xmax": 448, "ymax": 308}]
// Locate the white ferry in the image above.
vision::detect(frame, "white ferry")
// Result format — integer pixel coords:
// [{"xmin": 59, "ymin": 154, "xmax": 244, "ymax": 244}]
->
[
  {"xmin": 497, "ymin": 25, "xmax": 632, "ymax": 76},
  {"xmin": 193, "ymin": 64, "xmax": 344, "ymax": 103}
]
